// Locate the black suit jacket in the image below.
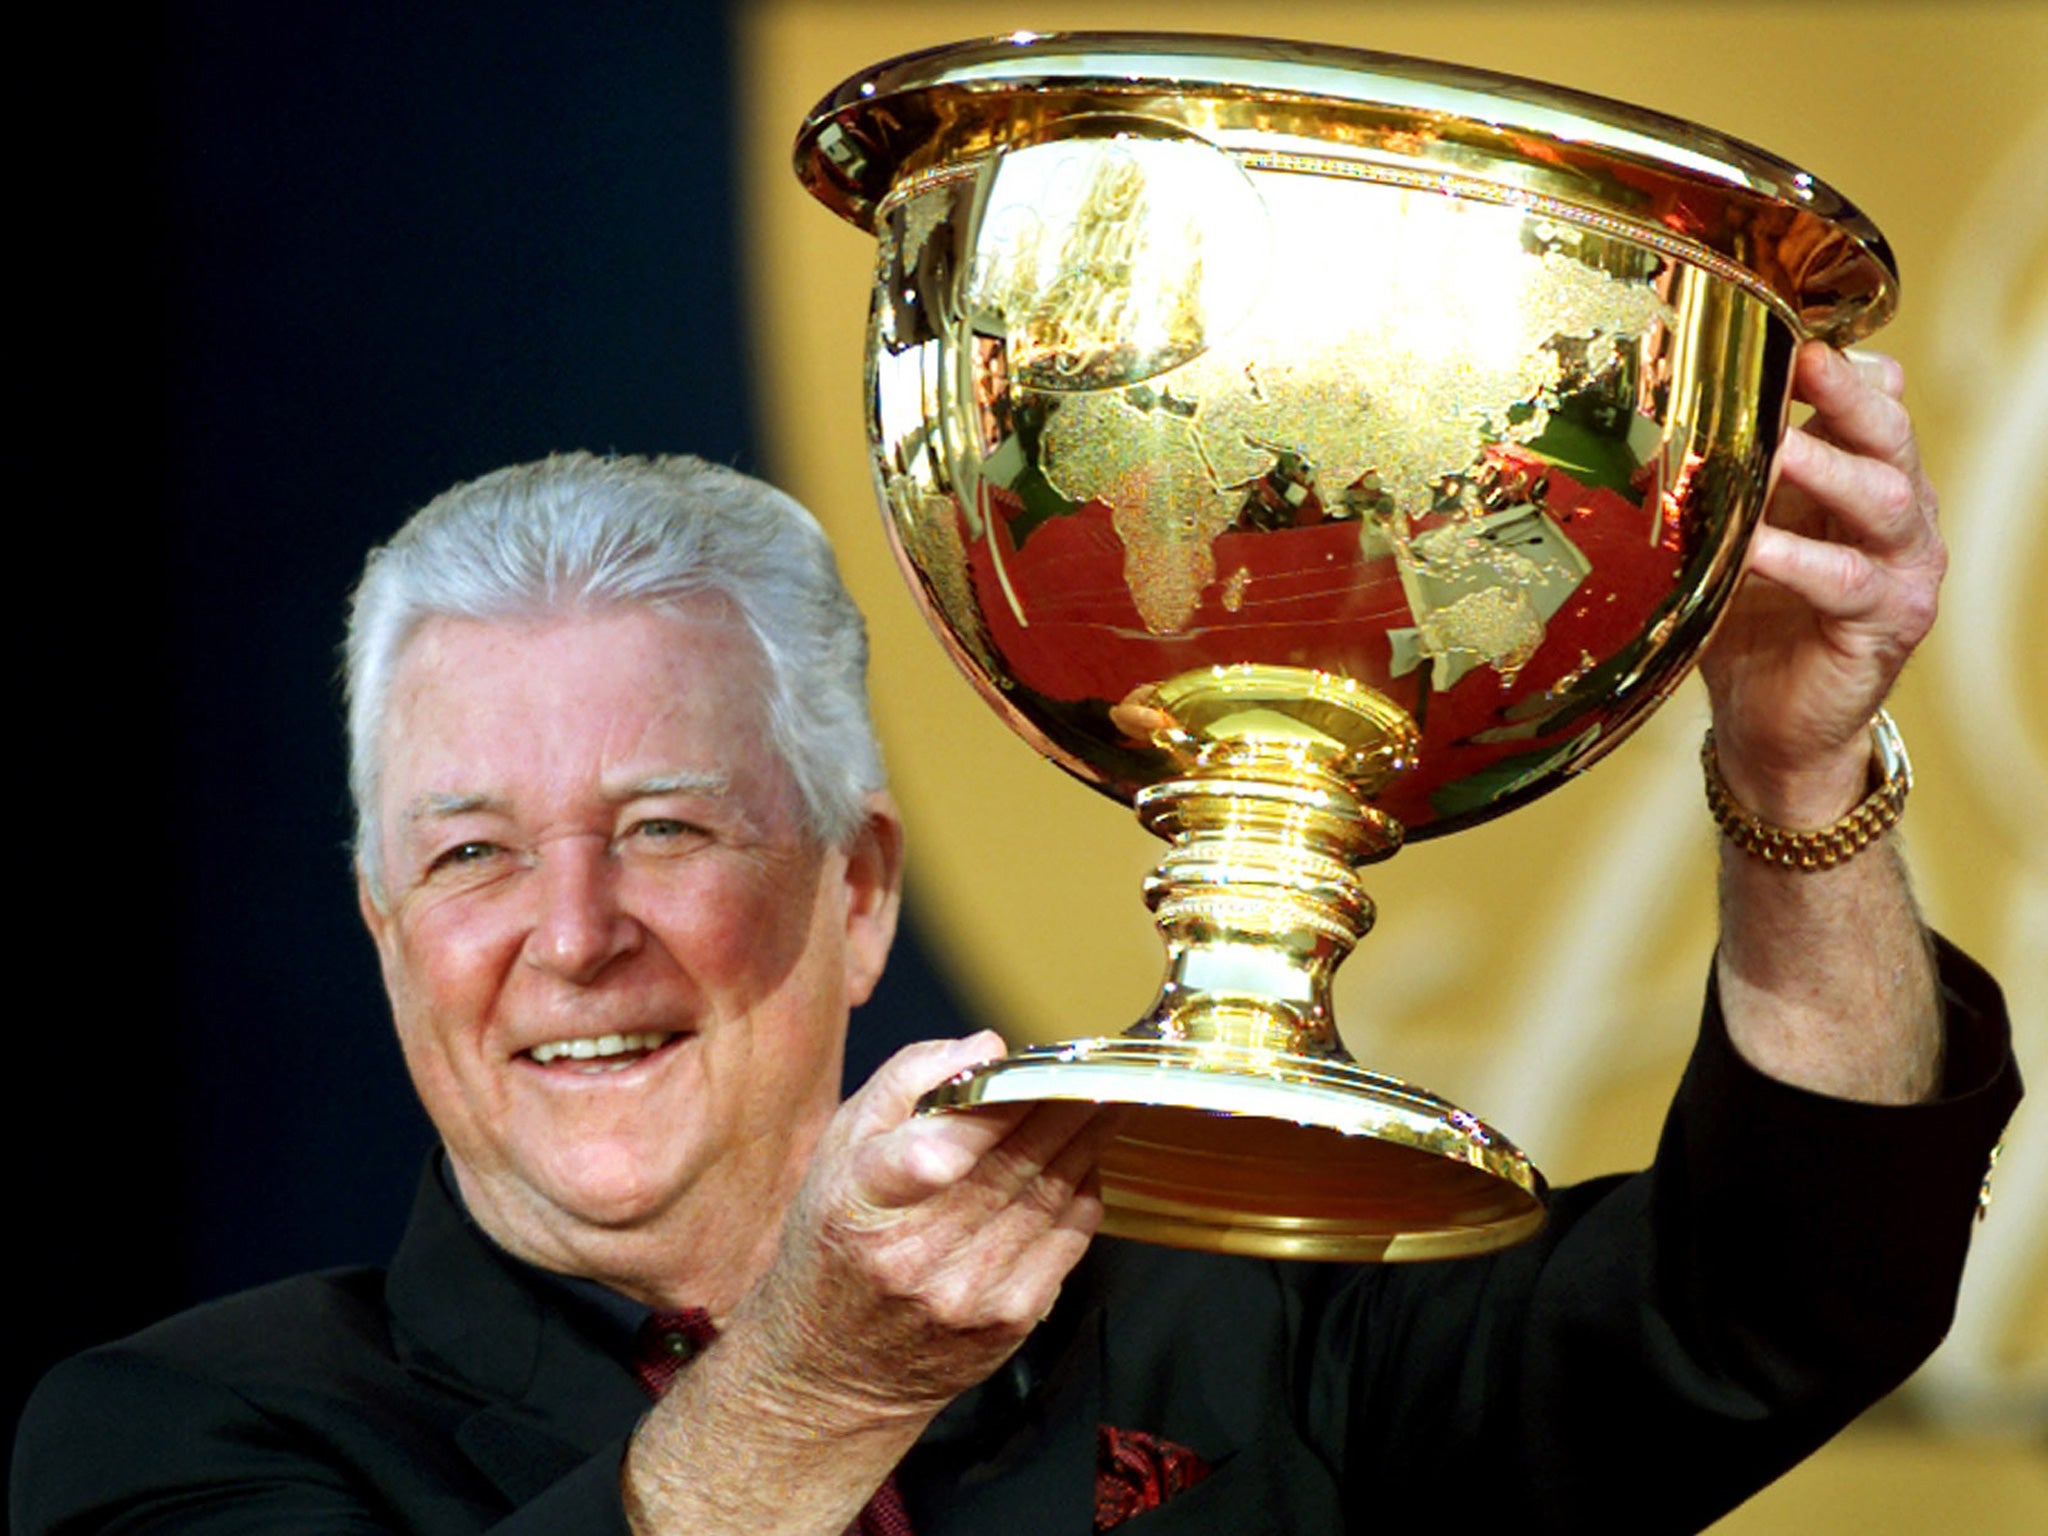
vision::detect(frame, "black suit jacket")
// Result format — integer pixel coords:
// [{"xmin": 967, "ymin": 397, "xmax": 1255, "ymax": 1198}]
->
[{"xmin": 15, "ymin": 943, "xmax": 2020, "ymax": 1535}]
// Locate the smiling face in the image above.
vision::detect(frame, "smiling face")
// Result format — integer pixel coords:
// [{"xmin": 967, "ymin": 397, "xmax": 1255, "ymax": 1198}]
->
[{"xmin": 359, "ymin": 604, "xmax": 899, "ymax": 1303}]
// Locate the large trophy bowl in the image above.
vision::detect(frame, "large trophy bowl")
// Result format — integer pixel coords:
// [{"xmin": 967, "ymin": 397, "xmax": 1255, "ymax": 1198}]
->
[{"xmin": 796, "ymin": 34, "xmax": 1896, "ymax": 1260}]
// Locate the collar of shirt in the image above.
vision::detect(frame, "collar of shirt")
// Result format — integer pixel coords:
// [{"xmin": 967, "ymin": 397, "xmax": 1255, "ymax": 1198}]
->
[{"xmin": 432, "ymin": 1149, "xmax": 655, "ymax": 1362}]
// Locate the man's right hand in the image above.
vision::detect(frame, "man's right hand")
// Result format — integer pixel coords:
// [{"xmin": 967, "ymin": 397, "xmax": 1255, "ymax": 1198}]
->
[
  {"xmin": 755, "ymin": 1031, "xmax": 1116, "ymax": 1411},
  {"xmin": 623, "ymin": 1034, "xmax": 1116, "ymax": 1534}
]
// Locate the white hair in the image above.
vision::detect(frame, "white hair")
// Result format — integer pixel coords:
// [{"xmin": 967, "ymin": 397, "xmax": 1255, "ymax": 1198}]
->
[{"xmin": 345, "ymin": 452, "xmax": 884, "ymax": 900}]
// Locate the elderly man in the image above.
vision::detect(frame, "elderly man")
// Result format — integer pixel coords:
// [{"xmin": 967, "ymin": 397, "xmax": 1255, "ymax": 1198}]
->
[{"xmin": 14, "ymin": 345, "xmax": 2019, "ymax": 1535}]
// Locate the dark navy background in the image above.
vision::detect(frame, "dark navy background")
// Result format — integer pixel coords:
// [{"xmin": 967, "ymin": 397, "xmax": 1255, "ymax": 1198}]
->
[{"xmin": 13, "ymin": 0, "xmax": 972, "ymax": 1480}]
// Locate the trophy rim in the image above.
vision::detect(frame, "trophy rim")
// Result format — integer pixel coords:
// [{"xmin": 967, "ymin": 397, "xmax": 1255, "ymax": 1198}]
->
[{"xmin": 795, "ymin": 28, "xmax": 1897, "ymax": 345}]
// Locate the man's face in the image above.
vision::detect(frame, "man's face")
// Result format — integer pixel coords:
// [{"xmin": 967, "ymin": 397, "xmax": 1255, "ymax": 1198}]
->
[{"xmin": 359, "ymin": 604, "xmax": 898, "ymax": 1275}]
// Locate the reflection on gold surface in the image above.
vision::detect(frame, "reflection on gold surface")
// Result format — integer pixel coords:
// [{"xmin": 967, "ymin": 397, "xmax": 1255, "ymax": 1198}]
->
[
  {"xmin": 1105, "ymin": 446, "xmax": 1231, "ymax": 634},
  {"xmin": 1220, "ymin": 564, "xmax": 1250, "ymax": 611},
  {"xmin": 1419, "ymin": 585, "xmax": 1545, "ymax": 683},
  {"xmin": 1021, "ymin": 179, "xmax": 1676, "ymax": 648},
  {"xmin": 885, "ymin": 472, "xmax": 1000, "ymax": 677},
  {"xmin": 863, "ymin": 151, "xmax": 1789, "ymax": 826},
  {"xmin": 963, "ymin": 134, "xmax": 1244, "ymax": 391}
]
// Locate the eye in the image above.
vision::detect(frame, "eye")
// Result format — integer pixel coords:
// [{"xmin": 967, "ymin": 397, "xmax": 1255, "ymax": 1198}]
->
[
  {"xmin": 427, "ymin": 840, "xmax": 503, "ymax": 874},
  {"xmin": 622, "ymin": 817, "xmax": 710, "ymax": 852}
]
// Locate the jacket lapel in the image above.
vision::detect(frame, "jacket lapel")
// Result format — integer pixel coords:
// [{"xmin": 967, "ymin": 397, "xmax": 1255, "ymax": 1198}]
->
[{"xmin": 384, "ymin": 1163, "xmax": 650, "ymax": 1506}]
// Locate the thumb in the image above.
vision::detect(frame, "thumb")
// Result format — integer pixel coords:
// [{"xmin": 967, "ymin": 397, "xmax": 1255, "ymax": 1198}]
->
[{"xmin": 841, "ymin": 1031, "xmax": 1008, "ymax": 1141}]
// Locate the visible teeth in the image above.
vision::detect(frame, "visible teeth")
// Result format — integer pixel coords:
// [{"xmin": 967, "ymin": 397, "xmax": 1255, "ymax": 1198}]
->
[{"xmin": 530, "ymin": 1031, "xmax": 672, "ymax": 1065}]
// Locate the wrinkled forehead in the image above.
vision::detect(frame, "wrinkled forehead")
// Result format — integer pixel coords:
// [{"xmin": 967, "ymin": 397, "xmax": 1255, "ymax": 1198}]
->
[{"xmin": 375, "ymin": 601, "xmax": 787, "ymax": 812}]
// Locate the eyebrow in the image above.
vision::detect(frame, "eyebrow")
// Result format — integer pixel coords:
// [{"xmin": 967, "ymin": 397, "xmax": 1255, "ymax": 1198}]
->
[
  {"xmin": 403, "ymin": 791, "xmax": 496, "ymax": 823},
  {"xmin": 607, "ymin": 769, "xmax": 731, "ymax": 802}
]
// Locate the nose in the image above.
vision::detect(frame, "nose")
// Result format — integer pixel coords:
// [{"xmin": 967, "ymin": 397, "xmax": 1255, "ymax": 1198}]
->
[{"xmin": 523, "ymin": 836, "xmax": 642, "ymax": 982}]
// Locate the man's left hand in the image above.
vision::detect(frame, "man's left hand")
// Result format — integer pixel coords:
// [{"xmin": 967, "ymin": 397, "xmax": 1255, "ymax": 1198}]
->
[{"xmin": 1700, "ymin": 341, "xmax": 1944, "ymax": 827}]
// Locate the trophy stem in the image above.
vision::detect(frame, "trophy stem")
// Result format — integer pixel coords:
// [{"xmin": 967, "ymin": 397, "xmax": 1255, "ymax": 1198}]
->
[
  {"xmin": 1131, "ymin": 765, "xmax": 1400, "ymax": 1057},
  {"xmin": 917, "ymin": 662, "xmax": 1548, "ymax": 1259}
]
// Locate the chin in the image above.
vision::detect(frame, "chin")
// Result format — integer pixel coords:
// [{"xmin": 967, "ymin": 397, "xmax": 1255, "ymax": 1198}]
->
[{"xmin": 528, "ymin": 1138, "xmax": 704, "ymax": 1233}]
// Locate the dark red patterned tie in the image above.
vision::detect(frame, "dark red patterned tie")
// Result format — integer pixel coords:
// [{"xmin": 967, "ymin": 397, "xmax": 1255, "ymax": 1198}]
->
[{"xmin": 635, "ymin": 1310, "xmax": 914, "ymax": 1536}]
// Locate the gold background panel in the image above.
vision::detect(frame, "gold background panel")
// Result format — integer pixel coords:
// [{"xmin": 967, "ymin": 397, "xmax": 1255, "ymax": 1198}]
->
[{"xmin": 740, "ymin": 4, "xmax": 2047, "ymax": 1529}]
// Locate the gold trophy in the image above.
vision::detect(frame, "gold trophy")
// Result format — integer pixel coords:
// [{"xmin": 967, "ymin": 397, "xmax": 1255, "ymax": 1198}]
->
[{"xmin": 795, "ymin": 34, "xmax": 1896, "ymax": 1260}]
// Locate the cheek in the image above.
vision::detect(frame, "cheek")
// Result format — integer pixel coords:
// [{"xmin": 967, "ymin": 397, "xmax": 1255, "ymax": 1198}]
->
[
  {"xmin": 658, "ymin": 867, "xmax": 851, "ymax": 1097},
  {"xmin": 380, "ymin": 909, "xmax": 514, "ymax": 1061},
  {"xmin": 647, "ymin": 858, "xmax": 831, "ymax": 994},
  {"xmin": 384, "ymin": 973, "xmax": 468, "ymax": 1095}
]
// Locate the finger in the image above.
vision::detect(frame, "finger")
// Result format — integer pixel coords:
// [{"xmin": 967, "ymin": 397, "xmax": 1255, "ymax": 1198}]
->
[
  {"xmin": 961, "ymin": 1099, "xmax": 1121, "ymax": 1207},
  {"xmin": 925, "ymin": 1160, "xmax": 1110, "ymax": 1336},
  {"xmin": 975, "ymin": 1165, "xmax": 1110, "ymax": 1328},
  {"xmin": 853, "ymin": 1097, "xmax": 1099, "ymax": 1214},
  {"xmin": 849, "ymin": 1100, "xmax": 1035, "ymax": 1210},
  {"xmin": 845, "ymin": 1098, "xmax": 1118, "ymax": 1234},
  {"xmin": 1773, "ymin": 428, "xmax": 1926, "ymax": 553},
  {"xmin": 1791, "ymin": 342, "xmax": 1919, "ymax": 472},
  {"xmin": 1743, "ymin": 523, "xmax": 1888, "ymax": 623},
  {"xmin": 842, "ymin": 1030, "xmax": 1010, "ymax": 1139},
  {"xmin": 951, "ymin": 1109, "xmax": 1122, "ymax": 1301},
  {"xmin": 1008, "ymin": 1104, "xmax": 1125, "ymax": 1213},
  {"xmin": 1843, "ymin": 347, "xmax": 1907, "ymax": 401},
  {"xmin": 831, "ymin": 1113, "xmax": 1111, "ymax": 1339}
]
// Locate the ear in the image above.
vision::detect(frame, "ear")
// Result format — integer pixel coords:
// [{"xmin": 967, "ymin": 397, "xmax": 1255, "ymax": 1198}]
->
[{"xmin": 840, "ymin": 790, "xmax": 905, "ymax": 1008}]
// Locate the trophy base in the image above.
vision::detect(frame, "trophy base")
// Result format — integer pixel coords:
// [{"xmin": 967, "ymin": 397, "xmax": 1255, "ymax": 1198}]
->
[{"xmin": 921, "ymin": 1038, "xmax": 1546, "ymax": 1261}]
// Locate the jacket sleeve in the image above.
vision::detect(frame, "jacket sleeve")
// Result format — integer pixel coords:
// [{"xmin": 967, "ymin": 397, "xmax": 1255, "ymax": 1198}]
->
[{"xmin": 1298, "ymin": 934, "xmax": 2021, "ymax": 1536}]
